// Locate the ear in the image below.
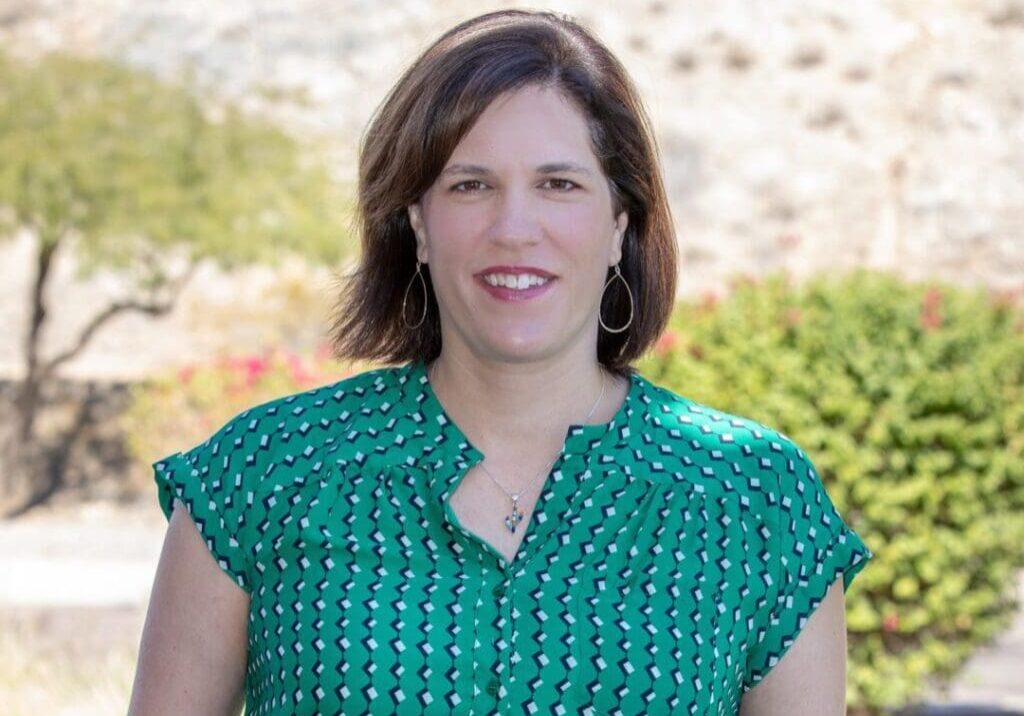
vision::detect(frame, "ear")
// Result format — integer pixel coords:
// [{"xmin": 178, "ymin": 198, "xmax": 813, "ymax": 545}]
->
[
  {"xmin": 407, "ymin": 202, "xmax": 429, "ymax": 264},
  {"xmin": 609, "ymin": 210, "xmax": 629, "ymax": 266}
]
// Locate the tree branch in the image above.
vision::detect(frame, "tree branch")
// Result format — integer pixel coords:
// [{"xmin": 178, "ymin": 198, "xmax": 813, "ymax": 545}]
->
[{"xmin": 39, "ymin": 262, "xmax": 199, "ymax": 381}]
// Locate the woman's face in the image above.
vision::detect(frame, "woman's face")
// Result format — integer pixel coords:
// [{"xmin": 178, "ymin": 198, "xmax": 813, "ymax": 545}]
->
[{"xmin": 407, "ymin": 84, "xmax": 628, "ymax": 367}]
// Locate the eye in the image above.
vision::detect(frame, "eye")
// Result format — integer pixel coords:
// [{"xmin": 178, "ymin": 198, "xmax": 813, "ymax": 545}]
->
[
  {"xmin": 450, "ymin": 180, "xmax": 487, "ymax": 193},
  {"xmin": 543, "ymin": 178, "xmax": 580, "ymax": 191}
]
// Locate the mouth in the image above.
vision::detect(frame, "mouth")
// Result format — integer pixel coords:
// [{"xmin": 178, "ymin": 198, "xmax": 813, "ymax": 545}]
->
[{"xmin": 475, "ymin": 266, "xmax": 557, "ymax": 302}]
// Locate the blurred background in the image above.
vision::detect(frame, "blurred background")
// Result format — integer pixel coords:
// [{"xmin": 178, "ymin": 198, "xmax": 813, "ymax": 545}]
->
[{"xmin": 0, "ymin": 1, "xmax": 1021, "ymax": 714}]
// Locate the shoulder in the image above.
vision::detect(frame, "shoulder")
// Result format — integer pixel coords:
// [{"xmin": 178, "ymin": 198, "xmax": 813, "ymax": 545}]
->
[
  {"xmin": 226, "ymin": 363, "xmax": 401, "ymax": 433},
  {"xmin": 634, "ymin": 374, "xmax": 813, "ymax": 504},
  {"xmin": 150, "ymin": 364, "xmax": 412, "ymax": 591},
  {"xmin": 174, "ymin": 364, "xmax": 407, "ymax": 486},
  {"xmin": 636, "ymin": 376, "xmax": 856, "ymax": 562}
]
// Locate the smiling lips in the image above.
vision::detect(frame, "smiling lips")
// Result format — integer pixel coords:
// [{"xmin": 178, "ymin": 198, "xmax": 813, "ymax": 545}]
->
[{"xmin": 476, "ymin": 266, "xmax": 556, "ymax": 302}]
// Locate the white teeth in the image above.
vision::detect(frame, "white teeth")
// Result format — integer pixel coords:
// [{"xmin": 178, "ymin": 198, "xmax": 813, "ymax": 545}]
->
[{"xmin": 482, "ymin": 273, "xmax": 550, "ymax": 289}]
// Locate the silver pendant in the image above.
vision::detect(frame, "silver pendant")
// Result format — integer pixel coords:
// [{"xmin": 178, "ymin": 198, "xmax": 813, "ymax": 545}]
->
[{"xmin": 504, "ymin": 497, "xmax": 524, "ymax": 533}]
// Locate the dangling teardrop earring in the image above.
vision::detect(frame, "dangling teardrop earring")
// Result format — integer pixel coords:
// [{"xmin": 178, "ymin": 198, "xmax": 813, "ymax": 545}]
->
[
  {"xmin": 402, "ymin": 260, "xmax": 428, "ymax": 329},
  {"xmin": 598, "ymin": 263, "xmax": 634, "ymax": 334}
]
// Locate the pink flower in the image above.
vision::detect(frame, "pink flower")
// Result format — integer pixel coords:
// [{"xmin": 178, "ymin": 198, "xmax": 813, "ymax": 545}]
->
[
  {"xmin": 919, "ymin": 287, "xmax": 943, "ymax": 331},
  {"xmin": 699, "ymin": 289, "xmax": 720, "ymax": 312},
  {"xmin": 655, "ymin": 330, "xmax": 680, "ymax": 356},
  {"xmin": 285, "ymin": 352, "xmax": 315, "ymax": 386},
  {"xmin": 314, "ymin": 341, "xmax": 334, "ymax": 362},
  {"xmin": 243, "ymin": 355, "xmax": 270, "ymax": 387},
  {"xmin": 785, "ymin": 307, "xmax": 802, "ymax": 327}
]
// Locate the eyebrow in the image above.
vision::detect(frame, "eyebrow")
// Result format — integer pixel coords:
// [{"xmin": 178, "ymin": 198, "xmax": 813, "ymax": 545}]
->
[{"xmin": 440, "ymin": 162, "xmax": 595, "ymax": 177}]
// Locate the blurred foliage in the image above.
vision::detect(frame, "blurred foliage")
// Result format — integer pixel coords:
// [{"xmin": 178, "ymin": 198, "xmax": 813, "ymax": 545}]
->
[
  {"xmin": 637, "ymin": 268, "xmax": 1024, "ymax": 714},
  {"xmin": 121, "ymin": 344, "xmax": 369, "ymax": 472},
  {"xmin": 0, "ymin": 49, "xmax": 356, "ymax": 277}
]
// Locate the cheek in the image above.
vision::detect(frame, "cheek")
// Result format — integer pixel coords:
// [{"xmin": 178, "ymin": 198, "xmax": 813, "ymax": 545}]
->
[
  {"xmin": 425, "ymin": 202, "xmax": 485, "ymax": 242},
  {"xmin": 554, "ymin": 215, "xmax": 616, "ymax": 274},
  {"xmin": 426, "ymin": 208, "xmax": 486, "ymax": 257},
  {"xmin": 423, "ymin": 230, "xmax": 479, "ymax": 305},
  {"xmin": 554, "ymin": 203, "xmax": 614, "ymax": 247}
]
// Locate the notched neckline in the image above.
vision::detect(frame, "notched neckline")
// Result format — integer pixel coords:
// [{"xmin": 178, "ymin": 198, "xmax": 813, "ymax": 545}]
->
[{"xmin": 407, "ymin": 359, "xmax": 643, "ymax": 463}]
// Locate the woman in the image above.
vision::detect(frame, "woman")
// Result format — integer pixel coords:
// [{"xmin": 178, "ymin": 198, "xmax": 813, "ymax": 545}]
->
[{"xmin": 129, "ymin": 9, "xmax": 873, "ymax": 716}]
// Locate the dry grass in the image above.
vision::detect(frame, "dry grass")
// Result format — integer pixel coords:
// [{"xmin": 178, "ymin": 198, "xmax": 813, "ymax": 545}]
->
[{"xmin": 0, "ymin": 619, "xmax": 138, "ymax": 715}]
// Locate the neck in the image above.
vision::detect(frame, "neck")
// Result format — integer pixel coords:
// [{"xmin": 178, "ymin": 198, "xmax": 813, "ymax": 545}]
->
[{"xmin": 426, "ymin": 349, "xmax": 620, "ymax": 462}]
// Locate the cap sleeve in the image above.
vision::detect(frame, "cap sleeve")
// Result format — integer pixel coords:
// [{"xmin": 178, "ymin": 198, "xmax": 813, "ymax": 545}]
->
[
  {"xmin": 742, "ymin": 440, "xmax": 874, "ymax": 691},
  {"xmin": 152, "ymin": 415, "xmax": 256, "ymax": 594}
]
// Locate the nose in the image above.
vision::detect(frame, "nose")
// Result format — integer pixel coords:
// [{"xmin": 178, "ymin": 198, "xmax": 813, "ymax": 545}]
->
[{"xmin": 488, "ymin": 185, "xmax": 542, "ymax": 250}]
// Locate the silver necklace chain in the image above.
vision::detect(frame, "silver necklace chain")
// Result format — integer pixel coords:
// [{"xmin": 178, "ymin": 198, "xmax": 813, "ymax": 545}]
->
[{"xmin": 427, "ymin": 365, "xmax": 608, "ymax": 534}]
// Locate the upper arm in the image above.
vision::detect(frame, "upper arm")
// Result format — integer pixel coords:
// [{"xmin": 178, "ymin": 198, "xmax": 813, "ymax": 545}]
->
[
  {"xmin": 128, "ymin": 498, "xmax": 250, "ymax": 716},
  {"xmin": 739, "ymin": 574, "xmax": 848, "ymax": 716},
  {"xmin": 739, "ymin": 436, "xmax": 874, "ymax": 706}
]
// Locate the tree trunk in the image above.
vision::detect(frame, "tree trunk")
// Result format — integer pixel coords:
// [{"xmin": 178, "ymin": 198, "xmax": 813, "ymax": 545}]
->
[
  {"xmin": 1, "ymin": 231, "xmax": 194, "ymax": 511},
  {"xmin": 1, "ymin": 237, "xmax": 60, "ymax": 507},
  {"xmin": 14, "ymin": 237, "xmax": 59, "ymax": 444}
]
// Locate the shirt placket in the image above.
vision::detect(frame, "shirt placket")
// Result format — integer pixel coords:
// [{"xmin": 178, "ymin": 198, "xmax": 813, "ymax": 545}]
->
[
  {"xmin": 474, "ymin": 557, "xmax": 513, "ymax": 714},
  {"xmin": 437, "ymin": 449, "xmax": 602, "ymax": 714},
  {"xmin": 433, "ymin": 458, "xmax": 507, "ymax": 714},
  {"xmin": 420, "ymin": 402, "xmax": 623, "ymax": 714}
]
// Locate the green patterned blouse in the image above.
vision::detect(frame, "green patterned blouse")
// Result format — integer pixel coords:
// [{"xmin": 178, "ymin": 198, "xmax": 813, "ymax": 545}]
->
[{"xmin": 153, "ymin": 359, "xmax": 873, "ymax": 716}]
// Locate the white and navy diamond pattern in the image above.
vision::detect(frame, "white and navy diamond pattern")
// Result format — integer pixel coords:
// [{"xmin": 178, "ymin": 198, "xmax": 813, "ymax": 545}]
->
[{"xmin": 152, "ymin": 360, "xmax": 873, "ymax": 715}]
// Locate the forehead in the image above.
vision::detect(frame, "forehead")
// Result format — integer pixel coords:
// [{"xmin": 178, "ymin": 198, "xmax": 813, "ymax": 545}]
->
[{"xmin": 446, "ymin": 84, "xmax": 599, "ymax": 168}]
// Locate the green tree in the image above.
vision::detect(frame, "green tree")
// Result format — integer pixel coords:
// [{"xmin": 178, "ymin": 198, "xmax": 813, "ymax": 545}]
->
[{"xmin": 0, "ymin": 50, "xmax": 354, "ymax": 511}]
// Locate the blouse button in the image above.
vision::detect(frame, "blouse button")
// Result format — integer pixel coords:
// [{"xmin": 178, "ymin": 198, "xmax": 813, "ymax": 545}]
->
[
  {"xmin": 492, "ymin": 583, "xmax": 507, "ymax": 599},
  {"xmin": 485, "ymin": 679, "xmax": 500, "ymax": 696}
]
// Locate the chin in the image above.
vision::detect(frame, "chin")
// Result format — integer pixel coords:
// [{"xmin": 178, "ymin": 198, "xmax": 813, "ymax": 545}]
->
[{"xmin": 481, "ymin": 334, "xmax": 560, "ymax": 363}]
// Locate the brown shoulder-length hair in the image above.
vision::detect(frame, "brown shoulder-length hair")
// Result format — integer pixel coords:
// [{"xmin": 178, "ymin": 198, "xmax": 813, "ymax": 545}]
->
[{"xmin": 327, "ymin": 8, "xmax": 677, "ymax": 377}]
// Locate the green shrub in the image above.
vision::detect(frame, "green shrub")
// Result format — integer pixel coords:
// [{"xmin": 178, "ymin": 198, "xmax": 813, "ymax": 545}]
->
[{"xmin": 638, "ymin": 268, "xmax": 1024, "ymax": 714}]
